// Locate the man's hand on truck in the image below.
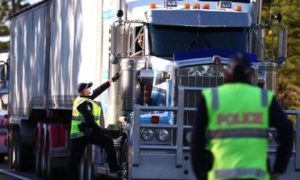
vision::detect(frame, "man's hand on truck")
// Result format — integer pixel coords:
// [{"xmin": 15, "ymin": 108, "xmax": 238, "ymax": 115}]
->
[{"xmin": 112, "ymin": 71, "xmax": 121, "ymax": 82}]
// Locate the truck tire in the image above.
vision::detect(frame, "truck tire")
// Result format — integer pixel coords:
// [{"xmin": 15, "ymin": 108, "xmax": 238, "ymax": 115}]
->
[
  {"xmin": 41, "ymin": 128, "xmax": 53, "ymax": 179},
  {"xmin": 119, "ymin": 138, "xmax": 130, "ymax": 180},
  {"xmin": 79, "ymin": 145, "xmax": 93, "ymax": 180},
  {"xmin": 44, "ymin": 128, "xmax": 56, "ymax": 180},
  {"xmin": 35, "ymin": 126, "xmax": 42, "ymax": 177},
  {"xmin": 8, "ymin": 127, "xmax": 13, "ymax": 168},
  {"xmin": 0, "ymin": 154, "xmax": 5, "ymax": 163},
  {"xmin": 10, "ymin": 128, "xmax": 28, "ymax": 171}
]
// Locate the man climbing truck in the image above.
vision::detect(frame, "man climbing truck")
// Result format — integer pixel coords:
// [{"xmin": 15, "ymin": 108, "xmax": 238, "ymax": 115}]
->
[{"xmin": 8, "ymin": 0, "xmax": 300, "ymax": 179}]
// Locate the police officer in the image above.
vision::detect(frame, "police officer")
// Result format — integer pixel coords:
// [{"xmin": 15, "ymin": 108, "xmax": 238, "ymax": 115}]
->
[
  {"xmin": 67, "ymin": 72, "xmax": 121, "ymax": 180},
  {"xmin": 191, "ymin": 54, "xmax": 294, "ymax": 180}
]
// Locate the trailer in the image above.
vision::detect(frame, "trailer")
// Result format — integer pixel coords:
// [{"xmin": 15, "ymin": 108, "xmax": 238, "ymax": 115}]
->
[{"xmin": 8, "ymin": 0, "xmax": 299, "ymax": 179}]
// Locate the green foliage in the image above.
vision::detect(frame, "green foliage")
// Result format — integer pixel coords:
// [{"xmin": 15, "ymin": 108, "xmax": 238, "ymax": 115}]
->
[
  {"xmin": 0, "ymin": 41, "xmax": 9, "ymax": 51},
  {"xmin": 0, "ymin": 24, "xmax": 9, "ymax": 35},
  {"xmin": 0, "ymin": 0, "xmax": 30, "ymax": 51},
  {"xmin": 0, "ymin": 0, "xmax": 11, "ymax": 30},
  {"xmin": 262, "ymin": 0, "xmax": 300, "ymax": 109}
]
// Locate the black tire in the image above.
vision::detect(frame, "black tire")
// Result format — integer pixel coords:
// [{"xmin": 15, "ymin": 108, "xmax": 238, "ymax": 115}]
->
[
  {"xmin": 119, "ymin": 137, "xmax": 129, "ymax": 180},
  {"xmin": 8, "ymin": 127, "xmax": 14, "ymax": 169},
  {"xmin": 46, "ymin": 143, "xmax": 53, "ymax": 180},
  {"xmin": 85, "ymin": 146, "xmax": 94, "ymax": 180},
  {"xmin": 11, "ymin": 129, "xmax": 22, "ymax": 171},
  {"xmin": 8, "ymin": 124, "xmax": 34, "ymax": 171},
  {"xmin": 42, "ymin": 130, "xmax": 54, "ymax": 180},
  {"xmin": 41, "ymin": 129, "xmax": 48, "ymax": 178},
  {"xmin": 79, "ymin": 146, "xmax": 93, "ymax": 180},
  {"xmin": 0, "ymin": 154, "xmax": 5, "ymax": 163},
  {"xmin": 35, "ymin": 128, "xmax": 42, "ymax": 177}
]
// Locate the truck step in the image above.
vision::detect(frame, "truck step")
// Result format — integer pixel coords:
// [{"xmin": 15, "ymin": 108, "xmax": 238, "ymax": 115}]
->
[{"xmin": 93, "ymin": 164, "xmax": 119, "ymax": 178}]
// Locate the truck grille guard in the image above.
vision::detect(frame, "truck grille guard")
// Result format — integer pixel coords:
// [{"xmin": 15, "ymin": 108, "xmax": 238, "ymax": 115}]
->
[
  {"xmin": 131, "ymin": 86, "xmax": 300, "ymax": 171},
  {"xmin": 132, "ymin": 86, "xmax": 199, "ymax": 167}
]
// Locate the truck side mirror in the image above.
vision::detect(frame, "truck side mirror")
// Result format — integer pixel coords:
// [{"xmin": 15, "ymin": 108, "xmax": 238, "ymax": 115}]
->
[{"xmin": 277, "ymin": 28, "xmax": 288, "ymax": 62}]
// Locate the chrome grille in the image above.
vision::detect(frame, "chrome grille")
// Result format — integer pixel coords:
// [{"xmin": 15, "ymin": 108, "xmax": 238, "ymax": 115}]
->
[{"xmin": 178, "ymin": 64, "xmax": 225, "ymax": 125}]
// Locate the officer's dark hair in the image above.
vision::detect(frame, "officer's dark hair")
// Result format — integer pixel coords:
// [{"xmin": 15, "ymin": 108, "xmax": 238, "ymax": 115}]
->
[{"xmin": 225, "ymin": 53, "xmax": 252, "ymax": 83}]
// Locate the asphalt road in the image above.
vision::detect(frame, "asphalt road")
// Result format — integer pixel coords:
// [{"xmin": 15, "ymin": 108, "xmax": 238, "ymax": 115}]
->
[
  {"xmin": 0, "ymin": 158, "xmax": 42, "ymax": 180},
  {"xmin": 0, "ymin": 155, "xmax": 300, "ymax": 180}
]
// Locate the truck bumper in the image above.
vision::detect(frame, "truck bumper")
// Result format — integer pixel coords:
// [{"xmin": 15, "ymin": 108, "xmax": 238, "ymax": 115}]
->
[{"xmin": 129, "ymin": 151, "xmax": 195, "ymax": 179}]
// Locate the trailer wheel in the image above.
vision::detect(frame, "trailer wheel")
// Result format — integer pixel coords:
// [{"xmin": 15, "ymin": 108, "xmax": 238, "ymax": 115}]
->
[
  {"xmin": 10, "ymin": 128, "xmax": 26, "ymax": 171},
  {"xmin": 46, "ymin": 138, "xmax": 53, "ymax": 180},
  {"xmin": 42, "ymin": 129, "xmax": 54, "ymax": 180},
  {"xmin": 8, "ymin": 127, "xmax": 14, "ymax": 168},
  {"xmin": 41, "ymin": 126, "xmax": 47, "ymax": 177},
  {"xmin": 34, "ymin": 125, "xmax": 42, "ymax": 177},
  {"xmin": 79, "ymin": 145, "xmax": 93, "ymax": 180},
  {"xmin": 0, "ymin": 154, "xmax": 5, "ymax": 163}
]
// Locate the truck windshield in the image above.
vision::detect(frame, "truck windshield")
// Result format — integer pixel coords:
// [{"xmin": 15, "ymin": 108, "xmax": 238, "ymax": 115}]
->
[{"xmin": 148, "ymin": 25, "xmax": 249, "ymax": 57}]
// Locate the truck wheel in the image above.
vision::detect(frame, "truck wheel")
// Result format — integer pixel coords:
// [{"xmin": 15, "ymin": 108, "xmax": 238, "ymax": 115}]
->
[
  {"xmin": 79, "ymin": 146, "xmax": 93, "ymax": 180},
  {"xmin": 10, "ymin": 128, "xmax": 27, "ymax": 171},
  {"xmin": 8, "ymin": 128, "xmax": 14, "ymax": 168},
  {"xmin": 35, "ymin": 126, "xmax": 42, "ymax": 177},
  {"xmin": 119, "ymin": 138, "xmax": 129, "ymax": 180},
  {"xmin": 46, "ymin": 139, "xmax": 53, "ymax": 180},
  {"xmin": 41, "ymin": 127, "xmax": 48, "ymax": 178},
  {"xmin": 0, "ymin": 154, "xmax": 5, "ymax": 163},
  {"xmin": 11, "ymin": 129, "xmax": 21, "ymax": 170},
  {"xmin": 41, "ymin": 129, "xmax": 54, "ymax": 179},
  {"xmin": 8, "ymin": 123, "xmax": 35, "ymax": 171},
  {"xmin": 79, "ymin": 153, "xmax": 85, "ymax": 180}
]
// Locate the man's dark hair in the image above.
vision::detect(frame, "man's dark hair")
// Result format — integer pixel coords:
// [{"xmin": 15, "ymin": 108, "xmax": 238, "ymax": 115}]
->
[{"xmin": 226, "ymin": 53, "xmax": 252, "ymax": 83}]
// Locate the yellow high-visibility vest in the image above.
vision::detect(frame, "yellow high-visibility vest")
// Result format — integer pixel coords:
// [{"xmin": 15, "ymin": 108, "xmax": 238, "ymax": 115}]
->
[
  {"xmin": 202, "ymin": 83, "xmax": 274, "ymax": 180},
  {"xmin": 70, "ymin": 96, "xmax": 101, "ymax": 139}
]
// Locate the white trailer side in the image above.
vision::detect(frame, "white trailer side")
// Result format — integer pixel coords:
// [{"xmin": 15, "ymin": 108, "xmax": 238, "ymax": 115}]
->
[
  {"xmin": 47, "ymin": 0, "xmax": 103, "ymax": 110},
  {"xmin": 9, "ymin": 2, "xmax": 48, "ymax": 121},
  {"xmin": 8, "ymin": 0, "xmax": 116, "ymax": 174}
]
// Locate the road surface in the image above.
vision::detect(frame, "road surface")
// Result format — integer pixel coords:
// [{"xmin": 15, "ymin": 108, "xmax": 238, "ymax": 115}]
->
[
  {"xmin": 0, "ymin": 165, "xmax": 41, "ymax": 180},
  {"xmin": 0, "ymin": 155, "xmax": 300, "ymax": 179}
]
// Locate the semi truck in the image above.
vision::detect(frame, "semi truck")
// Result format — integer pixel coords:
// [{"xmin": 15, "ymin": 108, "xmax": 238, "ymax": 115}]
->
[{"xmin": 8, "ymin": 0, "xmax": 300, "ymax": 179}]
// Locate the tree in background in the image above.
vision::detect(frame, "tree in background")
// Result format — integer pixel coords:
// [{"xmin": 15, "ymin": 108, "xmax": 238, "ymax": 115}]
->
[
  {"xmin": 262, "ymin": 0, "xmax": 300, "ymax": 109},
  {"xmin": 0, "ymin": 0, "xmax": 29, "ymax": 52}
]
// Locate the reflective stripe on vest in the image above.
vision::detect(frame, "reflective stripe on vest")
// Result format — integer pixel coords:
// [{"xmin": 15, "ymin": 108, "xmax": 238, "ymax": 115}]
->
[
  {"xmin": 208, "ymin": 128, "xmax": 268, "ymax": 139},
  {"xmin": 72, "ymin": 116, "xmax": 101, "ymax": 121},
  {"xmin": 202, "ymin": 83, "xmax": 274, "ymax": 180},
  {"xmin": 215, "ymin": 168, "xmax": 265, "ymax": 180},
  {"xmin": 211, "ymin": 88, "xmax": 269, "ymax": 111},
  {"xmin": 70, "ymin": 96, "xmax": 101, "ymax": 139}
]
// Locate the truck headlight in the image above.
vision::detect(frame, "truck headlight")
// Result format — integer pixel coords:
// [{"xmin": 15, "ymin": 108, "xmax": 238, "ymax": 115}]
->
[
  {"xmin": 156, "ymin": 129, "xmax": 169, "ymax": 142},
  {"xmin": 141, "ymin": 128, "xmax": 155, "ymax": 141}
]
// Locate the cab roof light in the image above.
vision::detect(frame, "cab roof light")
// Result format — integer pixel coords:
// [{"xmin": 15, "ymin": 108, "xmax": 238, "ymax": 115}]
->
[
  {"xmin": 193, "ymin": 3, "xmax": 200, "ymax": 9},
  {"xmin": 235, "ymin": 5, "xmax": 242, "ymax": 11},
  {"xmin": 183, "ymin": 3, "xmax": 190, "ymax": 9},
  {"xmin": 203, "ymin": 3, "xmax": 210, "ymax": 9},
  {"xmin": 218, "ymin": 1, "xmax": 232, "ymax": 9},
  {"xmin": 149, "ymin": 2, "xmax": 157, "ymax": 9},
  {"xmin": 164, "ymin": 0, "xmax": 177, "ymax": 7}
]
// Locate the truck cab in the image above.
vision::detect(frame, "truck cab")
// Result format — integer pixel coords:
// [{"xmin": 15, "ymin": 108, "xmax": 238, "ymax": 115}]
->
[{"xmin": 85, "ymin": 0, "xmax": 293, "ymax": 179}]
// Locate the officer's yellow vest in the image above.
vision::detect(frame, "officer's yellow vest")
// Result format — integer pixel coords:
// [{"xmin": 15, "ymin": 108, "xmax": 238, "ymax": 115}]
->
[
  {"xmin": 202, "ymin": 83, "xmax": 274, "ymax": 180},
  {"xmin": 70, "ymin": 96, "xmax": 101, "ymax": 139}
]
